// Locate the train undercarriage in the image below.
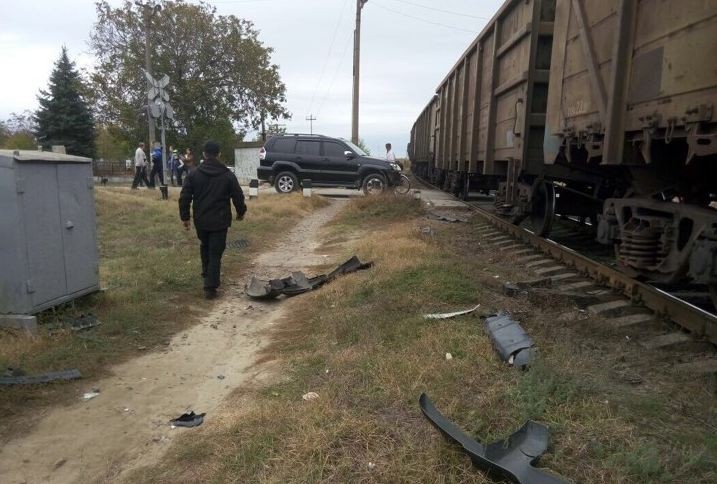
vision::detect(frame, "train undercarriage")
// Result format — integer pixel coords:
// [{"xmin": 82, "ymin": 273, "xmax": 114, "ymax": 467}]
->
[{"xmin": 415, "ymin": 161, "xmax": 717, "ymax": 305}]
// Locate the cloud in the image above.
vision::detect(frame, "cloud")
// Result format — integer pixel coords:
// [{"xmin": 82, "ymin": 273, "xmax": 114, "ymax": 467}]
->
[{"xmin": 0, "ymin": 0, "xmax": 505, "ymax": 157}]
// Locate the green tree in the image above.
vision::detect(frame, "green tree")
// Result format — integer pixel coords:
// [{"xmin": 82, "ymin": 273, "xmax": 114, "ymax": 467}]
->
[
  {"xmin": 35, "ymin": 47, "xmax": 96, "ymax": 157},
  {"xmin": 96, "ymin": 125, "xmax": 131, "ymax": 161},
  {"xmin": 357, "ymin": 138, "xmax": 371, "ymax": 155},
  {"xmin": 1, "ymin": 111, "xmax": 37, "ymax": 150},
  {"xmin": 89, "ymin": 0, "xmax": 289, "ymax": 155}
]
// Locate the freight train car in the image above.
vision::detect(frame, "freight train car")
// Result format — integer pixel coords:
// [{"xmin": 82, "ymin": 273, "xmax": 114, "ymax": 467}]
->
[{"xmin": 409, "ymin": 0, "xmax": 717, "ymax": 299}]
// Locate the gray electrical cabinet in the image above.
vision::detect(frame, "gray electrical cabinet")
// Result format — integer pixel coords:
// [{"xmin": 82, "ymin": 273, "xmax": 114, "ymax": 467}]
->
[{"xmin": 0, "ymin": 150, "xmax": 99, "ymax": 330}]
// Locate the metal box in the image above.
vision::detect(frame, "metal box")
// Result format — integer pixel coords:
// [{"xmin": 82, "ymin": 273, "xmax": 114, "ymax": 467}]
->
[{"xmin": 0, "ymin": 150, "xmax": 99, "ymax": 321}]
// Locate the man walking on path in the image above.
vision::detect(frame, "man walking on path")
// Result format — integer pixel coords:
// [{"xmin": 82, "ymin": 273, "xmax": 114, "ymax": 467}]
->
[
  {"xmin": 179, "ymin": 141, "xmax": 247, "ymax": 299},
  {"xmin": 131, "ymin": 142, "xmax": 150, "ymax": 189}
]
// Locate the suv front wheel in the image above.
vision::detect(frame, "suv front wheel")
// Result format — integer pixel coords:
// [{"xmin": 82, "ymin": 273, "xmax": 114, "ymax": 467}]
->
[
  {"xmin": 362, "ymin": 173, "xmax": 387, "ymax": 195},
  {"xmin": 274, "ymin": 171, "xmax": 299, "ymax": 194}
]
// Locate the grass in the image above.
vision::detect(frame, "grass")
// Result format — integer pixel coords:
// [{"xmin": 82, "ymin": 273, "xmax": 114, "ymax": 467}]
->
[
  {"xmin": 130, "ymin": 194, "xmax": 717, "ymax": 483},
  {"xmin": 0, "ymin": 187, "xmax": 327, "ymax": 436}
]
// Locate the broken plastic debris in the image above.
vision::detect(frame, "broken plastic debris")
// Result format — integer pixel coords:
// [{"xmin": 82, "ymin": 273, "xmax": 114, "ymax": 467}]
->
[
  {"xmin": 83, "ymin": 389, "xmax": 101, "ymax": 401},
  {"xmin": 483, "ymin": 312, "xmax": 536, "ymax": 370},
  {"xmin": 445, "ymin": 353, "xmax": 453, "ymax": 361},
  {"xmin": 424, "ymin": 304, "xmax": 481, "ymax": 320},
  {"xmin": 246, "ymin": 256, "xmax": 373, "ymax": 300},
  {"xmin": 302, "ymin": 392, "xmax": 319, "ymax": 401},
  {"xmin": 427, "ymin": 212, "xmax": 468, "ymax": 223},
  {"xmin": 419, "ymin": 393, "xmax": 567, "ymax": 483},
  {"xmin": 0, "ymin": 369, "xmax": 81, "ymax": 385},
  {"xmin": 170, "ymin": 411, "xmax": 206, "ymax": 428},
  {"xmin": 368, "ymin": 462, "xmax": 377, "ymax": 470}
]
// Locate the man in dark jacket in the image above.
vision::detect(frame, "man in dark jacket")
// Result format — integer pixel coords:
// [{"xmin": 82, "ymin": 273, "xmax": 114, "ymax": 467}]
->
[{"xmin": 179, "ymin": 141, "xmax": 247, "ymax": 299}]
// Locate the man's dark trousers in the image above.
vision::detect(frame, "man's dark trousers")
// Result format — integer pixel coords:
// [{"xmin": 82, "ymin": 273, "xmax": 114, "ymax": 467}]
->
[
  {"xmin": 196, "ymin": 229, "xmax": 228, "ymax": 290},
  {"xmin": 148, "ymin": 161, "xmax": 165, "ymax": 187},
  {"xmin": 131, "ymin": 166, "xmax": 150, "ymax": 188}
]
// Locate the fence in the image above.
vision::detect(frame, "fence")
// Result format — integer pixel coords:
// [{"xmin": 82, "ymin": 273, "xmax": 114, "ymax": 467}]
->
[{"xmin": 92, "ymin": 160, "xmax": 132, "ymax": 177}]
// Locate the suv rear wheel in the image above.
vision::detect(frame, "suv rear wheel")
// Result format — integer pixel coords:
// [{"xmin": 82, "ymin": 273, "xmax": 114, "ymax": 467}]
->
[
  {"xmin": 274, "ymin": 171, "xmax": 298, "ymax": 194},
  {"xmin": 362, "ymin": 173, "xmax": 387, "ymax": 195}
]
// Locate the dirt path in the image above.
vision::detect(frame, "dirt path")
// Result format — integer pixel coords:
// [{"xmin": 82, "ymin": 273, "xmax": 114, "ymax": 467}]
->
[{"xmin": 0, "ymin": 199, "xmax": 346, "ymax": 484}]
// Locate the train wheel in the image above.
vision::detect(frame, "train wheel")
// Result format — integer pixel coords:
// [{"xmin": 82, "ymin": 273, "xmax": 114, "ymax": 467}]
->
[{"xmin": 531, "ymin": 180, "xmax": 556, "ymax": 237}]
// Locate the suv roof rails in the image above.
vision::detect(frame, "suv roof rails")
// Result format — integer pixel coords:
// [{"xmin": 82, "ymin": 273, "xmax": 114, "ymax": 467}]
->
[{"xmin": 279, "ymin": 133, "xmax": 330, "ymax": 138}]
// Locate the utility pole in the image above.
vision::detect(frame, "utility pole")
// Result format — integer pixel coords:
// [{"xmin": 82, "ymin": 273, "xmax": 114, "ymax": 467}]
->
[
  {"xmin": 306, "ymin": 114, "xmax": 317, "ymax": 134},
  {"xmin": 351, "ymin": 0, "xmax": 368, "ymax": 145},
  {"xmin": 136, "ymin": 0, "xmax": 161, "ymax": 147}
]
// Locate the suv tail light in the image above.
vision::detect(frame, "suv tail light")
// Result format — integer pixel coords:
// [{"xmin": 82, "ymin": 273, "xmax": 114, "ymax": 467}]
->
[{"xmin": 259, "ymin": 146, "xmax": 266, "ymax": 160}]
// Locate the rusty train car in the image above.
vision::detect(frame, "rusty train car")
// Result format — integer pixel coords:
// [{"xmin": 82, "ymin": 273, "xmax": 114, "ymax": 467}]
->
[{"xmin": 409, "ymin": 0, "xmax": 717, "ymax": 299}]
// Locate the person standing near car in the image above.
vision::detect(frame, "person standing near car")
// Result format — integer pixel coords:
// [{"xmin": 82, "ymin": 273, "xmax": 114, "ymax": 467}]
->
[
  {"xmin": 179, "ymin": 141, "xmax": 247, "ymax": 299},
  {"xmin": 131, "ymin": 142, "xmax": 151, "ymax": 189},
  {"xmin": 385, "ymin": 143, "xmax": 396, "ymax": 162}
]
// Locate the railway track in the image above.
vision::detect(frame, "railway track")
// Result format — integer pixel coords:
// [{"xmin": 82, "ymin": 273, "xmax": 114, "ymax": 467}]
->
[{"xmin": 414, "ymin": 178, "xmax": 717, "ymax": 349}]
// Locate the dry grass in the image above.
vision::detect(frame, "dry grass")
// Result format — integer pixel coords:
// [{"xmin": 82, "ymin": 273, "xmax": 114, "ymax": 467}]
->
[
  {"xmin": 99, "ymin": 196, "xmax": 717, "ymax": 482},
  {"xmin": 0, "ymin": 188, "xmax": 327, "ymax": 437}
]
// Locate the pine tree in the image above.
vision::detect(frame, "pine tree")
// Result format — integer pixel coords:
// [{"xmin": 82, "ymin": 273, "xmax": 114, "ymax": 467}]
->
[{"xmin": 35, "ymin": 47, "xmax": 95, "ymax": 157}]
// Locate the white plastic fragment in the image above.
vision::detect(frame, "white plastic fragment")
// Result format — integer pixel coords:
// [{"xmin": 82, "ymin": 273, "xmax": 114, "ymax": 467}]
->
[
  {"xmin": 82, "ymin": 390, "xmax": 100, "ymax": 401},
  {"xmin": 302, "ymin": 392, "xmax": 319, "ymax": 401},
  {"xmin": 368, "ymin": 462, "xmax": 377, "ymax": 470},
  {"xmin": 445, "ymin": 353, "xmax": 453, "ymax": 361},
  {"xmin": 423, "ymin": 304, "xmax": 481, "ymax": 320}
]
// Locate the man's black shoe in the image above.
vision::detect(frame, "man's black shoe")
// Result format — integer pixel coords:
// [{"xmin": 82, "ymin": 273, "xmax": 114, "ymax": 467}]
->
[{"xmin": 204, "ymin": 289, "xmax": 218, "ymax": 300}]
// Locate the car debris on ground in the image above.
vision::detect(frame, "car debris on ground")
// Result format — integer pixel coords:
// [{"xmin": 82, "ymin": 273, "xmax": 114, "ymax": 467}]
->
[
  {"xmin": 426, "ymin": 212, "xmax": 469, "ymax": 223},
  {"xmin": 170, "ymin": 411, "xmax": 206, "ymax": 428},
  {"xmin": 419, "ymin": 393, "xmax": 568, "ymax": 484},
  {"xmin": 302, "ymin": 392, "xmax": 319, "ymax": 401},
  {"xmin": 246, "ymin": 256, "xmax": 373, "ymax": 300},
  {"xmin": 82, "ymin": 388, "xmax": 101, "ymax": 400},
  {"xmin": 423, "ymin": 304, "xmax": 481, "ymax": 320},
  {"xmin": 0, "ymin": 368, "xmax": 82, "ymax": 385},
  {"xmin": 483, "ymin": 312, "xmax": 537, "ymax": 369}
]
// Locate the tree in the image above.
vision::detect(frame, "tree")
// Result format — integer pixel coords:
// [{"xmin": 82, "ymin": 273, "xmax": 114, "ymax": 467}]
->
[
  {"xmin": 89, "ymin": 0, "xmax": 289, "ymax": 157},
  {"xmin": 1, "ymin": 111, "xmax": 37, "ymax": 150},
  {"xmin": 357, "ymin": 138, "xmax": 371, "ymax": 155},
  {"xmin": 35, "ymin": 47, "xmax": 96, "ymax": 157}
]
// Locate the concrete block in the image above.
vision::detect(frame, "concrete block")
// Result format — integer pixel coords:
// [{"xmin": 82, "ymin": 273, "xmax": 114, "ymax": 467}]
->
[{"xmin": 0, "ymin": 314, "xmax": 37, "ymax": 334}]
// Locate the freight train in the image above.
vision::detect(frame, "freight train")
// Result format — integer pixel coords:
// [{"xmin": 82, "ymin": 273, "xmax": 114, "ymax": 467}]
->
[{"xmin": 408, "ymin": 0, "xmax": 717, "ymax": 302}]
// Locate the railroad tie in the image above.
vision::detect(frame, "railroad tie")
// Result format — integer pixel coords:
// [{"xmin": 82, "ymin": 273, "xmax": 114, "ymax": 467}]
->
[
  {"xmin": 533, "ymin": 265, "xmax": 566, "ymax": 275},
  {"xmin": 550, "ymin": 272, "xmax": 580, "ymax": 281},
  {"xmin": 672, "ymin": 358, "xmax": 717, "ymax": 375},
  {"xmin": 517, "ymin": 254, "xmax": 544, "ymax": 263},
  {"xmin": 493, "ymin": 239, "xmax": 516, "ymax": 247},
  {"xmin": 608, "ymin": 313, "xmax": 655, "ymax": 328},
  {"xmin": 500, "ymin": 244, "xmax": 525, "ymax": 252},
  {"xmin": 485, "ymin": 235, "xmax": 511, "ymax": 242},
  {"xmin": 587, "ymin": 299, "xmax": 632, "ymax": 314},
  {"xmin": 640, "ymin": 332, "xmax": 693, "ymax": 350},
  {"xmin": 506, "ymin": 248, "xmax": 533, "ymax": 256},
  {"xmin": 557, "ymin": 280, "xmax": 594, "ymax": 291},
  {"xmin": 525, "ymin": 259, "xmax": 554, "ymax": 268}
]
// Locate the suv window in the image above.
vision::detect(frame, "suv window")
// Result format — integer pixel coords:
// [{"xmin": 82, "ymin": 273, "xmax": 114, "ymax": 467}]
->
[
  {"xmin": 323, "ymin": 142, "xmax": 347, "ymax": 158},
  {"xmin": 271, "ymin": 138, "xmax": 296, "ymax": 153},
  {"xmin": 296, "ymin": 140, "xmax": 321, "ymax": 156}
]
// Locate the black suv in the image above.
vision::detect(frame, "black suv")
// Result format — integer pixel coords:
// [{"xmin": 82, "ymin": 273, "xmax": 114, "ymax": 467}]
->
[{"xmin": 257, "ymin": 134, "xmax": 401, "ymax": 194}]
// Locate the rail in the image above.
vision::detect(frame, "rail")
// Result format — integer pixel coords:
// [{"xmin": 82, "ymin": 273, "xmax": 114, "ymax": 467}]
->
[{"xmin": 415, "ymin": 178, "xmax": 717, "ymax": 345}]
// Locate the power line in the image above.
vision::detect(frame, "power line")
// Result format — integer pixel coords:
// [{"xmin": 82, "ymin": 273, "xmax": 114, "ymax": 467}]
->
[
  {"xmin": 384, "ymin": 0, "xmax": 491, "ymax": 20},
  {"xmin": 307, "ymin": 0, "xmax": 351, "ymax": 114},
  {"xmin": 370, "ymin": 1, "xmax": 480, "ymax": 34},
  {"xmin": 315, "ymin": 29, "xmax": 354, "ymax": 117}
]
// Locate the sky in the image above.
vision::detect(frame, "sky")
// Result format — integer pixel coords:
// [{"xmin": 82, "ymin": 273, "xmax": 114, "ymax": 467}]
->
[{"xmin": 0, "ymin": 0, "xmax": 505, "ymax": 157}]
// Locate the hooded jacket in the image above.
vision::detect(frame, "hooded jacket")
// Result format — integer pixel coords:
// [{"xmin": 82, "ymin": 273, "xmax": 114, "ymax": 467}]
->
[{"xmin": 179, "ymin": 157, "xmax": 247, "ymax": 231}]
